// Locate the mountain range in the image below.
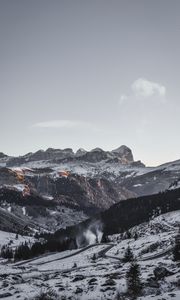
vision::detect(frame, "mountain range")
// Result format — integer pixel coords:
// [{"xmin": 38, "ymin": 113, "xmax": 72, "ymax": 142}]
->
[
  {"xmin": 0, "ymin": 145, "xmax": 180, "ymax": 233},
  {"xmin": 0, "ymin": 145, "xmax": 180, "ymax": 299}
]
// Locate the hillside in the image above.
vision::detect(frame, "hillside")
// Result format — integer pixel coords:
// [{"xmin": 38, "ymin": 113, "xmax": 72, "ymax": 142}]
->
[
  {"xmin": 0, "ymin": 146, "xmax": 180, "ymax": 233},
  {"xmin": 0, "ymin": 210, "xmax": 179, "ymax": 299}
]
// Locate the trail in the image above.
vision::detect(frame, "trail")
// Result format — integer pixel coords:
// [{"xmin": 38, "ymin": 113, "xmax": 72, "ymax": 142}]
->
[
  {"xmin": 139, "ymin": 246, "xmax": 173, "ymax": 261},
  {"xmin": 33, "ymin": 243, "xmax": 113, "ymax": 266},
  {"xmin": 12, "ymin": 243, "xmax": 114, "ymax": 268}
]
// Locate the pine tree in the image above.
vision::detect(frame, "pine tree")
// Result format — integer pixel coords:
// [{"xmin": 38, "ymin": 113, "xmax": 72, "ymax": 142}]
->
[
  {"xmin": 101, "ymin": 233, "xmax": 109, "ymax": 243},
  {"xmin": 91, "ymin": 253, "xmax": 96, "ymax": 263},
  {"xmin": 134, "ymin": 232, "xmax": 138, "ymax": 241},
  {"xmin": 0, "ymin": 245, "xmax": 13, "ymax": 259},
  {"xmin": 14, "ymin": 242, "xmax": 31, "ymax": 261},
  {"xmin": 125, "ymin": 230, "xmax": 131, "ymax": 239},
  {"xmin": 123, "ymin": 245, "xmax": 134, "ymax": 262},
  {"xmin": 126, "ymin": 261, "xmax": 142, "ymax": 299},
  {"xmin": 173, "ymin": 227, "xmax": 180, "ymax": 261}
]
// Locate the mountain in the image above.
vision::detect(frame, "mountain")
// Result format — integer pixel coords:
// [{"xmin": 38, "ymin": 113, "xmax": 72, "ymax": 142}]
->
[
  {"xmin": 48, "ymin": 187, "xmax": 180, "ymax": 245},
  {"xmin": 0, "ymin": 168, "xmax": 135, "ymax": 233},
  {"xmin": 1, "ymin": 146, "xmax": 180, "ymax": 198},
  {"xmin": 101, "ymin": 187, "xmax": 180, "ymax": 235},
  {"xmin": 0, "ymin": 146, "xmax": 180, "ymax": 299},
  {"xmin": 0, "ymin": 152, "xmax": 7, "ymax": 159},
  {"xmin": 0, "ymin": 146, "xmax": 180, "ymax": 232},
  {"xmin": 0, "ymin": 146, "xmax": 139, "ymax": 230},
  {"xmin": 0, "ymin": 206, "xmax": 30, "ymax": 234},
  {"xmin": 1, "ymin": 145, "xmax": 137, "ymax": 166},
  {"xmin": 111, "ymin": 145, "xmax": 134, "ymax": 162}
]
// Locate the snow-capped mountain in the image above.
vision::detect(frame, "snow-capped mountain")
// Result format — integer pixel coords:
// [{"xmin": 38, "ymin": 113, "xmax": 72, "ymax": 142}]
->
[
  {"xmin": 0, "ymin": 146, "xmax": 180, "ymax": 299},
  {"xmin": 0, "ymin": 146, "xmax": 180, "ymax": 232},
  {"xmin": 1, "ymin": 145, "xmax": 180, "ymax": 200},
  {"xmin": 0, "ymin": 145, "xmax": 136, "ymax": 166}
]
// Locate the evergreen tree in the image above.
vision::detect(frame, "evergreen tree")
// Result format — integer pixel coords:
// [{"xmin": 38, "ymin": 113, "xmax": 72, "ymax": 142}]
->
[
  {"xmin": 0, "ymin": 245, "xmax": 13, "ymax": 259},
  {"xmin": 126, "ymin": 261, "xmax": 142, "ymax": 299},
  {"xmin": 14, "ymin": 242, "xmax": 31, "ymax": 261},
  {"xmin": 125, "ymin": 230, "xmax": 131, "ymax": 239},
  {"xmin": 31, "ymin": 242, "xmax": 44, "ymax": 257},
  {"xmin": 91, "ymin": 253, "xmax": 96, "ymax": 263},
  {"xmin": 134, "ymin": 232, "xmax": 138, "ymax": 241},
  {"xmin": 173, "ymin": 227, "xmax": 180, "ymax": 261},
  {"xmin": 101, "ymin": 233, "xmax": 109, "ymax": 243},
  {"xmin": 123, "ymin": 246, "xmax": 134, "ymax": 262}
]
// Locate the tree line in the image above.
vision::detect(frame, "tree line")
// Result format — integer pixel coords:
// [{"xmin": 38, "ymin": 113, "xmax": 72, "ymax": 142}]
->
[{"xmin": 0, "ymin": 237, "xmax": 77, "ymax": 261}]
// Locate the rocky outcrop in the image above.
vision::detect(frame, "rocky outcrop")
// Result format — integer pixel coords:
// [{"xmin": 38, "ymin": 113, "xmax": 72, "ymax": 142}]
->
[
  {"xmin": 77, "ymin": 148, "xmax": 110, "ymax": 163},
  {"xmin": 6, "ymin": 145, "xmax": 138, "ymax": 166},
  {"xmin": 0, "ymin": 152, "xmax": 8, "ymax": 159},
  {"xmin": 76, "ymin": 148, "xmax": 87, "ymax": 156},
  {"xmin": 111, "ymin": 145, "xmax": 134, "ymax": 162},
  {"xmin": 0, "ymin": 168, "xmax": 18, "ymax": 186},
  {"xmin": 23, "ymin": 172, "xmax": 135, "ymax": 211},
  {"xmin": 7, "ymin": 148, "xmax": 75, "ymax": 166}
]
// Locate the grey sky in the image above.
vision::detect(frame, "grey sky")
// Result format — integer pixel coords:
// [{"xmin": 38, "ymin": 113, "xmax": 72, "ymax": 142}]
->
[{"xmin": 0, "ymin": 0, "xmax": 180, "ymax": 166}]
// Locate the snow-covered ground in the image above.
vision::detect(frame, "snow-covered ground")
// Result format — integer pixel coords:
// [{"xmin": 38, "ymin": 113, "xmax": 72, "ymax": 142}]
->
[
  {"xmin": 0, "ymin": 210, "xmax": 179, "ymax": 299},
  {"xmin": 15, "ymin": 159, "xmax": 151, "ymax": 179},
  {"xmin": 0, "ymin": 230, "xmax": 34, "ymax": 249},
  {"xmin": 13, "ymin": 156, "xmax": 180, "ymax": 180}
]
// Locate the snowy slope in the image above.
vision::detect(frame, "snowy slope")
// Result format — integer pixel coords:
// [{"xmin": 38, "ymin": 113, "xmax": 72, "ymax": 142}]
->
[
  {"xmin": 0, "ymin": 230, "xmax": 34, "ymax": 249},
  {"xmin": 0, "ymin": 210, "xmax": 179, "ymax": 299}
]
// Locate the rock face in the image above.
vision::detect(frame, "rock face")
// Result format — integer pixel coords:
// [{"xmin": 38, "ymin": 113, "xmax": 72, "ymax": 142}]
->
[
  {"xmin": 0, "ymin": 152, "xmax": 7, "ymax": 159},
  {"xmin": 0, "ymin": 162, "xmax": 135, "ymax": 232},
  {"xmin": 0, "ymin": 167, "xmax": 135, "ymax": 212},
  {"xmin": 1, "ymin": 145, "xmax": 180, "ymax": 232},
  {"xmin": 77, "ymin": 148, "xmax": 110, "ymax": 163},
  {"xmin": 0, "ymin": 168, "xmax": 18, "ymax": 186},
  {"xmin": 6, "ymin": 148, "xmax": 75, "ymax": 166},
  {"xmin": 76, "ymin": 148, "xmax": 87, "ymax": 156},
  {"xmin": 4, "ymin": 145, "xmax": 137, "ymax": 166},
  {"xmin": 30, "ymin": 173, "xmax": 135, "ymax": 211},
  {"xmin": 1, "ymin": 146, "xmax": 180, "ymax": 205},
  {"xmin": 0, "ymin": 145, "xmax": 140, "ymax": 225},
  {"xmin": 0, "ymin": 145, "xmax": 139, "ymax": 232},
  {"xmin": 111, "ymin": 145, "xmax": 134, "ymax": 162}
]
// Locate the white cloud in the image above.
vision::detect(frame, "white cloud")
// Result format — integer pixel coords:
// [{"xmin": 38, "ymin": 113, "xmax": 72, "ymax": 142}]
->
[
  {"xmin": 32, "ymin": 120, "xmax": 92, "ymax": 129},
  {"xmin": 131, "ymin": 78, "xmax": 166, "ymax": 98},
  {"xmin": 32, "ymin": 120, "xmax": 108, "ymax": 133},
  {"xmin": 119, "ymin": 94, "xmax": 128, "ymax": 105}
]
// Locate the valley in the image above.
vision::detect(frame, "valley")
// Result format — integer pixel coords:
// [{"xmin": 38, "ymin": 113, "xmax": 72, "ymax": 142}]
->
[{"xmin": 0, "ymin": 146, "xmax": 180, "ymax": 299}]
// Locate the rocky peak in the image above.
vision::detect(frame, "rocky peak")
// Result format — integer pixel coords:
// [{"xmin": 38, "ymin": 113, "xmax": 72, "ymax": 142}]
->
[
  {"xmin": 78, "ymin": 148, "xmax": 109, "ymax": 163},
  {"xmin": 112, "ymin": 145, "xmax": 134, "ymax": 162},
  {"xmin": 5, "ymin": 145, "xmax": 138, "ymax": 167},
  {"xmin": 0, "ymin": 152, "xmax": 8, "ymax": 159},
  {"xmin": 91, "ymin": 148, "xmax": 104, "ymax": 152},
  {"xmin": 76, "ymin": 148, "xmax": 87, "ymax": 156},
  {"xmin": 61, "ymin": 148, "xmax": 74, "ymax": 155},
  {"xmin": 46, "ymin": 148, "xmax": 74, "ymax": 155}
]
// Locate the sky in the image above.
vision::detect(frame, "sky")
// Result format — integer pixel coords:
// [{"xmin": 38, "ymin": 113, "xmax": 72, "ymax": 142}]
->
[{"xmin": 0, "ymin": 0, "xmax": 180, "ymax": 166}]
